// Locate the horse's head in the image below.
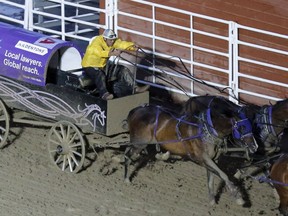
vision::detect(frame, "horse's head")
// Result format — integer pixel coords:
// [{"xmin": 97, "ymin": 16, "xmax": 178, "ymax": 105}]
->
[
  {"xmin": 185, "ymin": 96, "xmax": 258, "ymax": 153},
  {"xmin": 244, "ymin": 99, "xmax": 288, "ymax": 152},
  {"xmin": 230, "ymin": 112, "xmax": 258, "ymax": 153},
  {"xmin": 209, "ymin": 97, "xmax": 258, "ymax": 154}
]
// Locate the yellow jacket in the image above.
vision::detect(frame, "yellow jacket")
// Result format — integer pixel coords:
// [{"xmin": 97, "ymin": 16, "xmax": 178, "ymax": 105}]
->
[{"xmin": 81, "ymin": 35, "xmax": 135, "ymax": 68}]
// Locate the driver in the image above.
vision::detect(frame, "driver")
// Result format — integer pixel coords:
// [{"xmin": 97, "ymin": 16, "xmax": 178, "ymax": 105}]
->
[{"xmin": 81, "ymin": 29, "xmax": 149, "ymax": 100}]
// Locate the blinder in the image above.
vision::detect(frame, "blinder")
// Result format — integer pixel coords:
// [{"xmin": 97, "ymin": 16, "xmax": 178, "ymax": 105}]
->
[
  {"xmin": 232, "ymin": 117, "xmax": 253, "ymax": 140},
  {"xmin": 231, "ymin": 111, "xmax": 258, "ymax": 153}
]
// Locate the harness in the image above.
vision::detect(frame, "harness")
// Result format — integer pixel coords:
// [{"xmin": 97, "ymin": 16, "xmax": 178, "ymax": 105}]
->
[
  {"xmin": 152, "ymin": 101, "xmax": 254, "ymax": 160},
  {"xmin": 239, "ymin": 153, "xmax": 288, "ymax": 188},
  {"xmin": 256, "ymin": 106, "xmax": 277, "ymax": 138},
  {"xmin": 255, "ymin": 105, "xmax": 287, "ymax": 149},
  {"xmin": 153, "ymin": 105, "xmax": 202, "ymax": 145}
]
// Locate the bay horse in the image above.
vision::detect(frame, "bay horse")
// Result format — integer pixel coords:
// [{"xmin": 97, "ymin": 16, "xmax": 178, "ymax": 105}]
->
[
  {"xmin": 124, "ymin": 96, "xmax": 257, "ymax": 205},
  {"xmin": 270, "ymin": 152, "xmax": 288, "ymax": 216},
  {"xmin": 262, "ymin": 128, "xmax": 288, "ymax": 216},
  {"xmin": 184, "ymin": 95, "xmax": 258, "ymax": 155}
]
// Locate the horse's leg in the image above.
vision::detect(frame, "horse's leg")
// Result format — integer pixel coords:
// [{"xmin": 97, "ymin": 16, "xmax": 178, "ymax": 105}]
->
[
  {"xmin": 124, "ymin": 146, "xmax": 133, "ymax": 183},
  {"xmin": 202, "ymin": 154, "xmax": 245, "ymax": 205},
  {"xmin": 207, "ymin": 170, "xmax": 216, "ymax": 205},
  {"xmin": 124, "ymin": 144, "xmax": 147, "ymax": 183}
]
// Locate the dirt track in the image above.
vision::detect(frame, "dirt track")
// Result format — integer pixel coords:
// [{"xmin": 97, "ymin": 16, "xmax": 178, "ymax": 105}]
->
[{"xmin": 0, "ymin": 126, "xmax": 281, "ymax": 216}]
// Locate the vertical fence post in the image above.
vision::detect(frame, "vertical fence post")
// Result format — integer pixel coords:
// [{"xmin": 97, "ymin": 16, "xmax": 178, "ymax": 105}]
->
[
  {"xmin": 152, "ymin": 5, "xmax": 156, "ymax": 84},
  {"xmin": 60, "ymin": 0, "xmax": 65, "ymax": 40},
  {"xmin": 229, "ymin": 21, "xmax": 239, "ymax": 104},
  {"xmin": 190, "ymin": 14, "xmax": 194, "ymax": 96},
  {"xmin": 23, "ymin": 0, "xmax": 29, "ymax": 29},
  {"xmin": 106, "ymin": 0, "xmax": 115, "ymax": 30}
]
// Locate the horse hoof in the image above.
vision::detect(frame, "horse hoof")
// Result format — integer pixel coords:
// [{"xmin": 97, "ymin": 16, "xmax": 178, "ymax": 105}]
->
[
  {"xmin": 233, "ymin": 170, "xmax": 242, "ymax": 179},
  {"xmin": 208, "ymin": 196, "xmax": 216, "ymax": 206},
  {"xmin": 209, "ymin": 199, "xmax": 216, "ymax": 206},
  {"xmin": 112, "ymin": 155, "xmax": 124, "ymax": 163},
  {"xmin": 236, "ymin": 198, "xmax": 245, "ymax": 206},
  {"xmin": 124, "ymin": 178, "xmax": 131, "ymax": 184}
]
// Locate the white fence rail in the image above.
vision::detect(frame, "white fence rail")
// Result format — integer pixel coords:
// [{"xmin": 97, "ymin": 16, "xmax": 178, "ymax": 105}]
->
[
  {"xmin": 0, "ymin": 0, "xmax": 287, "ymax": 103},
  {"xmin": 0, "ymin": 0, "xmax": 28, "ymax": 28},
  {"xmin": 233, "ymin": 23, "xmax": 288, "ymax": 101}
]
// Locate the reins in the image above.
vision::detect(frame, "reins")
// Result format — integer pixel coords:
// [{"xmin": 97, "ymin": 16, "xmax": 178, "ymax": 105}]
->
[
  {"xmin": 241, "ymin": 153, "xmax": 288, "ymax": 187},
  {"xmin": 118, "ymin": 48, "xmax": 241, "ymax": 101}
]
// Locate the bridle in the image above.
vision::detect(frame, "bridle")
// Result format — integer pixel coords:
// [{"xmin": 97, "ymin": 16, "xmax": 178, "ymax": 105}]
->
[
  {"xmin": 200, "ymin": 107, "xmax": 257, "ymax": 155},
  {"xmin": 255, "ymin": 105, "xmax": 288, "ymax": 147}
]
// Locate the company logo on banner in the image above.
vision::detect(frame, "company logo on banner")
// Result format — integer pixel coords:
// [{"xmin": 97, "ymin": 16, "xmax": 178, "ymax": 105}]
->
[
  {"xmin": 35, "ymin": 37, "xmax": 64, "ymax": 49},
  {"xmin": 15, "ymin": 41, "xmax": 48, "ymax": 56}
]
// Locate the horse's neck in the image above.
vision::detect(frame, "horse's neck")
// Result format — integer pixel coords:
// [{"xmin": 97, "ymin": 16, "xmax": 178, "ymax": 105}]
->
[
  {"xmin": 272, "ymin": 101, "xmax": 288, "ymax": 133},
  {"xmin": 210, "ymin": 113, "xmax": 233, "ymax": 137},
  {"xmin": 243, "ymin": 105, "xmax": 260, "ymax": 121}
]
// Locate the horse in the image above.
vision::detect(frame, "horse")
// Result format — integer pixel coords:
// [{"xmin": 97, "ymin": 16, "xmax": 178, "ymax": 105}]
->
[
  {"xmin": 244, "ymin": 98, "xmax": 288, "ymax": 155},
  {"xmin": 184, "ymin": 95, "xmax": 258, "ymax": 155},
  {"xmin": 270, "ymin": 152, "xmax": 288, "ymax": 216},
  {"xmin": 124, "ymin": 96, "xmax": 257, "ymax": 206},
  {"xmin": 232, "ymin": 98, "xmax": 288, "ymax": 214},
  {"xmin": 234, "ymin": 98, "xmax": 288, "ymax": 178}
]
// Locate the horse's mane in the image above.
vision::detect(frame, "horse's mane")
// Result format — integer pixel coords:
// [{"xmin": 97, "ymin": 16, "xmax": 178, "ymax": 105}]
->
[
  {"xmin": 273, "ymin": 98, "xmax": 288, "ymax": 109},
  {"xmin": 183, "ymin": 95, "xmax": 241, "ymax": 119},
  {"xmin": 210, "ymin": 97, "xmax": 239, "ymax": 116}
]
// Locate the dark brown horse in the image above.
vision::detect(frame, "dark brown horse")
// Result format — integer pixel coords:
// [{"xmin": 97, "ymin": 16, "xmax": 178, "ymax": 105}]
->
[
  {"xmin": 270, "ymin": 153, "xmax": 288, "ymax": 216},
  {"xmin": 234, "ymin": 98, "xmax": 288, "ymax": 214},
  {"xmin": 245, "ymin": 98, "xmax": 288, "ymax": 154},
  {"xmin": 124, "ymin": 96, "xmax": 257, "ymax": 205}
]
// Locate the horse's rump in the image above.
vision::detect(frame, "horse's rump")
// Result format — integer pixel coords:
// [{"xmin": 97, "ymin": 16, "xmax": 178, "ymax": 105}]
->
[{"xmin": 270, "ymin": 154, "xmax": 288, "ymax": 216}]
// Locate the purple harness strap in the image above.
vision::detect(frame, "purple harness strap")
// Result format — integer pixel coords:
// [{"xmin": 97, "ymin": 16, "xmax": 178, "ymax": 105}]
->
[
  {"xmin": 256, "ymin": 106, "xmax": 277, "ymax": 137},
  {"xmin": 153, "ymin": 106, "xmax": 202, "ymax": 145}
]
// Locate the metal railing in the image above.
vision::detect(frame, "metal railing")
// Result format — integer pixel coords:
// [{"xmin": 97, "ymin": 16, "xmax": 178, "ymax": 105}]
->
[
  {"xmin": 0, "ymin": 0, "xmax": 28, "ymax": 28},
  {"xmin": 116, "ymin": 0, "xmax": 288, "ymax": 103},
  {"xmin": 0, "ymin": 0, "xmax": 287, "ymax": 103}
]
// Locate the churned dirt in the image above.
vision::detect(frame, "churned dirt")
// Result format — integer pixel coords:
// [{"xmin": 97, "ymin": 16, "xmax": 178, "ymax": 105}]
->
[{"xmin": 0, "ymin": 125, "xmax": 281, "ymax": 216}]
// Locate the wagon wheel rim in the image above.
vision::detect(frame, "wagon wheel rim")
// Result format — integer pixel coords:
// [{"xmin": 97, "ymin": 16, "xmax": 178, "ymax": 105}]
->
[
  {"xmin": 48, "ymin": 121, "xmax": 85, "ymax": 173},
  {"xmin": 0, "ymin": 100, "xmax": 10, "ymax": 148}
]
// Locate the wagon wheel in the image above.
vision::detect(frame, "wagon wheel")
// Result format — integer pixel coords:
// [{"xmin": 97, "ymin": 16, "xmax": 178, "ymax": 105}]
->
[
  {"xmin": 48, "ymin": 121, "xmax": 86, "ymax": 173},
  {"xmin": 0, "ymin": 100, "xmax": 10, "ymax": 148}
]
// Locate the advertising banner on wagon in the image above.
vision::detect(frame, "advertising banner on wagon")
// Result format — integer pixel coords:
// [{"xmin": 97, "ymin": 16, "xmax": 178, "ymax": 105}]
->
[{"xmin": 0, "ymin": 22, "xmax": 77, "ymax": 86}]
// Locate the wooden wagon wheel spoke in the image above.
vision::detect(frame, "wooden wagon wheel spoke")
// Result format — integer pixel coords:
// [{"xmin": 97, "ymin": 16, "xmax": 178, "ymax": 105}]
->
[
  {"xmin": 67, "ymin": 132, "xmax": 78, "ymax": 146},
  {"xmin": 53, "ymin": 128, "xmax": 64, "ymax": 143},
  {"xmin": 71, "ymin": 149, "xmax": 83, "ymax": 157},
  {"xmin": 0, "ymin": 100, "xmax": 9, "ymax": 149},
  {"xmin": 48, "ymin": 121, "xmax": 86, "ymax": 173},
  {"xmin": 70, "ymin": 142, "xmax": 83, "ymax": 148},
  {"xmin": 70, "ymin": 153, "xmax": 80, "ymax": 166}
]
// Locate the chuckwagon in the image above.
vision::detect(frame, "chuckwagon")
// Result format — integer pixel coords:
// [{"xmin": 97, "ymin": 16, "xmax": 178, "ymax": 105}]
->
[{"xmin": 0, "ymin": 22, "xmax": 149, "ymax": 173}]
